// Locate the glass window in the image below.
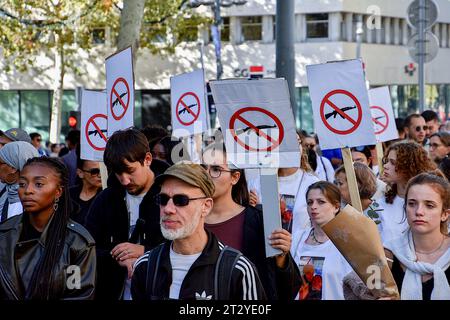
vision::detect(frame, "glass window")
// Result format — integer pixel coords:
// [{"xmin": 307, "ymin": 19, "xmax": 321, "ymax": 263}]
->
[
  {"xmin": 141, "ymin": 90, "xmax": 171, "ymax": 131},
  {"xmin": 21, "ymin": 91, "xmax": 50, "ymax": 142},
  {"xmin": 0, "ymin": 91, "xmax": 20, "ymax": 129},
  {"xmin": 273, "ymin": 15, "xmax": 276, "ymax": 40},
  {"xmin": 60, "ymin": 90, "xmax": 77, "ymax": 141},
  {"xmin": 208, "ymin": 17, "xmax": 230, "ymax": 42},
  {"xmin": 221, "ymin": 17, "xmax": 230, "ymax": 42},
  {"xmin": 306, "ymin": 13, "xmax": 328, "ymax": 39},
  {"xmin": 241, "ymin": 16, "xmax": 262, "ymax": 41},
  {"xmin": 135, "ymin": 90, "xmax": 142, "ymax": 128},
  {"xmin": 92, "ymin": 28, "xmax": 106, "ymax": 45}
]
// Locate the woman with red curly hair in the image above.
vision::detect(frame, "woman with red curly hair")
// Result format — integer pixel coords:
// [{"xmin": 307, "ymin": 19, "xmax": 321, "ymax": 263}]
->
[{"xmin": 378, "ymin": 141, "xmax": 436, "ymax": 244}]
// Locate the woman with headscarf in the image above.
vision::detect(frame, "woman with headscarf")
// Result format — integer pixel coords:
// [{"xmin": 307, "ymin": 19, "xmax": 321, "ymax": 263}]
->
[{"xmin": 0, "ymin": 141, "xmax": 39, "ymax": 222}]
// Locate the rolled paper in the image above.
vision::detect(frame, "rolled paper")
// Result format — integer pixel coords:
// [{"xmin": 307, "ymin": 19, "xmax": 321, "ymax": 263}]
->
[{"xmin": 321, "ymin": 204, "xmax": 400, "ymax": 299}]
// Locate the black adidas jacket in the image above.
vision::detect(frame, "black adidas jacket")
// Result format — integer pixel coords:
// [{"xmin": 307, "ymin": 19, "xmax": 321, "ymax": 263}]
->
[
  {"xmin": 84, "ymin": 159, "xmax": 168, "ymax": 300},
  {"xmin": 131, "ymin": 229, "xmax": 267, "ymax": 300}
]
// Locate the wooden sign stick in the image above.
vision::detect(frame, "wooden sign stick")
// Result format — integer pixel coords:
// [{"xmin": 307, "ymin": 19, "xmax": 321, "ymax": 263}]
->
[
  {"xmin": 100, "ymin": 162, "xmax": 108, "ymax": 190},
  {"xmin": 341, "ymin": 147, "xmax": 363, "ymax": 212},
  {"xmin": 375, "ymin": 142, "xmax": 384, "ymax": 177}
]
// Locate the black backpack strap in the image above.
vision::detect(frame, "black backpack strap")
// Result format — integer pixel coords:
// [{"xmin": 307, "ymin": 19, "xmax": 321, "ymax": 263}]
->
[
  {"xmin": 214, "ymin": 246, "xmax": 243, "ymax": 300},
  {"xmin": 145, "ymin": 243, "xmax": 165, "ymax": 300}
]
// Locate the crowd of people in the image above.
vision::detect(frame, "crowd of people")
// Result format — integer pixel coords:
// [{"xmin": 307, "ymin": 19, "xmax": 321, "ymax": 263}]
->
[{"xmin": 0, "ymin": 108, "xmax": 449, "ymax": 301}]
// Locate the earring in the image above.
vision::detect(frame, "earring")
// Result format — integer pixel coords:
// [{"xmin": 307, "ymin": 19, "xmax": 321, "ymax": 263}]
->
[{"xmin": 53, "ymin": 197, "xmax": 60, "ymax": 212}]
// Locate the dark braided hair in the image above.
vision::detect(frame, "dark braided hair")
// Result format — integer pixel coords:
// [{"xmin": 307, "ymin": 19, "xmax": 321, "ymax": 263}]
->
[{"xmin": 22, "ymin": 157, "xmax": 71, "ymax": 300}]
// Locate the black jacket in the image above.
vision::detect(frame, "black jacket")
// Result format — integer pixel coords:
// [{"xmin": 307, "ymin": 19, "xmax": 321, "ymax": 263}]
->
[
  {"xmin": 84, "ymin": 159, "xmax": 168, "ymax": 300},
  {"xmin": 131, "ymin": 229, "xmax": 267, "ymax": 300},
  {"xmin": 237, "ymin": 206, "xmax": 301, "ymax": 300},
  {"xmin": 0, "ymin": 214, "xmax": 96, "ymax": 300}
]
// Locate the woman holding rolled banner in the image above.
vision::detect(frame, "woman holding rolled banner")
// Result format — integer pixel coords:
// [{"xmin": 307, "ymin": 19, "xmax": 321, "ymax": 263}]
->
[
  {"xmin": 378, "ymin": 141, "xmax": 436, "ymax": 243},
  {"xmin": 384, "ymin": 172, "xmax": 450, "ymax": 300},
  {"xmin": 334, "ymin": 162, "xmax": 383, "ymax": 228},
  {"xmin": 202, "ymin": 143, "xmax": 301, "ymax": 300},
  {"xmin": 291, "ymin": 181, "xmax": 353, "ymax": 300}
]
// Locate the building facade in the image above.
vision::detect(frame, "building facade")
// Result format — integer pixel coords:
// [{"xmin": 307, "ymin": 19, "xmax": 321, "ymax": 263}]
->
[{"xmin": 1, "ymin": 0, "xmax": 450, "ymax": 140}]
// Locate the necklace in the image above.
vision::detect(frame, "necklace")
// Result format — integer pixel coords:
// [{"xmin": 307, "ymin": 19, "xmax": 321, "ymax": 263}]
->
[
  {"xmin": 310, "ymin": 228, "xmax": 326, "ymax": 244},
  {"xmin": 414, "ymin": 235, "xmax": 446, "ymax": 255}
]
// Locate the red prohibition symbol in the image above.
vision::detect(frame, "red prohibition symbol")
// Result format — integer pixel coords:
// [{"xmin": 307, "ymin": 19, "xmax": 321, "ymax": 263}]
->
[
  {"xmin": 175, "ymin": 92, "xmax": 201, "ymax": 126},
  {"xmin": 229, "ymin": 106, "xmax": 284, "ymax": 152},
  {"xmin": 370, "ymin": 106, "xmax": 389, "ymax": 135},
  {"xmin": 86, "ymin": 114, "xmax": 108, "ymax": 151},
  {"xmin": 110, "ymin": 77, "xmax": 130, "ymax": 121},
  {"xmin": 320, "ymin": 89, "xmax": 363, "ymax": 135}
]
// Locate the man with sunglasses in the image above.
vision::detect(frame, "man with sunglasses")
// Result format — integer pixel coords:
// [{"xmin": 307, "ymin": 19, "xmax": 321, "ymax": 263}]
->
[
  {"xmin": 69, "ymin": 158, "xmax": 102, "ymax": 226},
  {"xmin": 85, "ymin": 128, "xmax": 168, "ymax": 300},
  {"xmin": 404, "ymin": 114, "xmax": 427, "ymax": 145},
  {"xmin": 131, "ymin": 163, "xmax": 266, "ymax": 300}
]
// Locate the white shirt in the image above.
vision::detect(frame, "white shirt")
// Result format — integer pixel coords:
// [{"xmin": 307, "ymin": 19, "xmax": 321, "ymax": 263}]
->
[
  {"xmin": 278, "ymin": 170, "xmax": 320, "ymax": 232},
  {"xmin": 315, "ymin": 156, "xmax": 335, "ymax": 182},
  {"xmin": 291, "ymin": 228, "xmax": 353, "ymax": 300},
  {"xmin": 377, "ymin": 195, "xmax": 408, "ymax": 245},
  {"xmin": 7, "ymin": 202, "xmax": 22, "ymax": 219},
  {"xmin": 123, "ymin": 191, "xmax": 146, "ymax": 300},
  {"xmin": 373, "ymin": 178, "xmax": 387, "ymax": 201},
  {"xmin": 246, "ymin": 169, "xmax": 319, "ymax": 232},
  {"xmin": 169, "ymin": 245, "xmax": 201, "ymax": 299}
]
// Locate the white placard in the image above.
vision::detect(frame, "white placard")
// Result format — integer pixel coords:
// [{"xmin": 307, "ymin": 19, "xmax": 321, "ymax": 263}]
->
[
  {"xmin": 369, "ymin": 86, "xmax": 399, "ymax": 143},
  {"xmin": 106, "ymin": 46, "xmax": 134, "ymax": 137},
  {"xmin": 80, "ymin": 89, "xmax": 107, "ymax": 161},
  {"xmin": 306, "ymin": 59, "xmax": 376, "ymax": 150},
  {"xmin": 210, "ymin": 78, "xmax": 300, "ymax": 169},
  {"xmin": 170, "ymin": 69, "xmax": 209, "ymax": 138}
]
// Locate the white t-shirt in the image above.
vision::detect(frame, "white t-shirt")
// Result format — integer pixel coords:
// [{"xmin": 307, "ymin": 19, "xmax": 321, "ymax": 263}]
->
[
  {"xmin": 278, "ymin": 170, "xmax": 320, "ymax": 233},
  {"xmin": 169, "ymin": 245, "xmax": 202, "ymax": 299},
  {"xmin": 315, "ymin": 156, "xmax": 335, "ymax": 182},
  {"xmin": 246, "ymin": 169, "xmax": 319, "ymax": 232},
  {"xmin": 291, "ymin": 227, "xmax": 353, "ymax": 300},
  {"xmin": 373, "ymin": 178, "xmax": 387, "ymax": 201},
  {"xmin": 123, "ymin": 191, "xmax": 146, "ymax": 300},
  {"xmin": 377, "ymin": 195, "xmax": 408, "ymax": 245}
]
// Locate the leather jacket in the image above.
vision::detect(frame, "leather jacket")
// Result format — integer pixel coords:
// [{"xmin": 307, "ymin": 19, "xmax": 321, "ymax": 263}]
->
[{"xmin": 0, "ymin": 214, "xmax": 96, "ymax": 300}]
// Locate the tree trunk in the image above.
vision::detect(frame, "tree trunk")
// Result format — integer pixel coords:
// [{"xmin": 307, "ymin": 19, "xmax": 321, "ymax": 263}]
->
[
  {"xmin": 49, "ymin": 32, "xmax": 65, "ymax": 143},
  {"xmin": 117, "ymin": 0, "xmax": 146, "ymax": 65}
]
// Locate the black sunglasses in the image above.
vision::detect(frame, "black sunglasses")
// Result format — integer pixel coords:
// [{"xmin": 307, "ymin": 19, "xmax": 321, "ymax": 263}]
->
[
  {"xmin": 82, "ymin": 168, "xmax": 101, "ymax": 176},
  {"xmin": 415, "ymin": 125, "xmax": 428, "ymax": 132},
  {"xmin": 155, "ymin": 193, "xmax": 207, "ymax": 207}
]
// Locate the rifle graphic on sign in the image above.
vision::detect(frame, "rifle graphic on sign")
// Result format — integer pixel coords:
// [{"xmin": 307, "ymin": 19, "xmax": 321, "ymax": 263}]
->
[
  {"xmin": 88, "ymin": 129, "xmax": 107, "ymax": 137},
  {"xmin": 178, "ymin": 103, "xmax": 197, "ymax": 115},
  {"xmin": 112, "ymin": 92, "xmax": 127, "ymax": 109},
  {"xmin": 374, "ymin": 115, "xmax": 385, "ymax": 121},
  {"xmin": 325, "ymin": 106, "xmax": 357, "ymax": 120},
  {"xmin": 235, "ymin": 124, "xmax": 277, "ymax": 136}
]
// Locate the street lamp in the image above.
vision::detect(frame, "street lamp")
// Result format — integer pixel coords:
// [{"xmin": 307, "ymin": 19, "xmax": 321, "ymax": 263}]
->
[{"xmin": 188, "ymin": 0, "xmax": 247, "ymax": 80}]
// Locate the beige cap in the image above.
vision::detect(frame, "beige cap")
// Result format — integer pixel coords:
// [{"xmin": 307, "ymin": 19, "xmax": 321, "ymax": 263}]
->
[{"xmin": 154, "ymin": 163, "xmax": 215, "ymax": 197}]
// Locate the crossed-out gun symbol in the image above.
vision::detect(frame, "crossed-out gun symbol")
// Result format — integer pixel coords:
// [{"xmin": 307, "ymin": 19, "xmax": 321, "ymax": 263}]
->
[
  {"xmin": 88, "ymin": 129, "xmax": 107, "ymax": 137},
  {"xmin": 112, "ymin": 92, "xmax": 127, "ymax": 109},
  {"xmin": 325, "ymin": 106, "xmax": 357, "ymax": 120},
  {"xmin": 373, "ymin": 115, "xmax": 386, "ymax": 121},
  {"xmin": 178, "ymin": 103, "xmax": 197, "ymax": 115},
  {"xmin": 234, "ymin": 124, "xmax": 277, "ymax": 136}
]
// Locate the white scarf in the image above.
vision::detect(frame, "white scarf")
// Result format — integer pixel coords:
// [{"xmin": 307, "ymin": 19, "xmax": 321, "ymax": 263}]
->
[{"xmin": 385, "ymin": 231, "xmax": 450, "ymax": 300}]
